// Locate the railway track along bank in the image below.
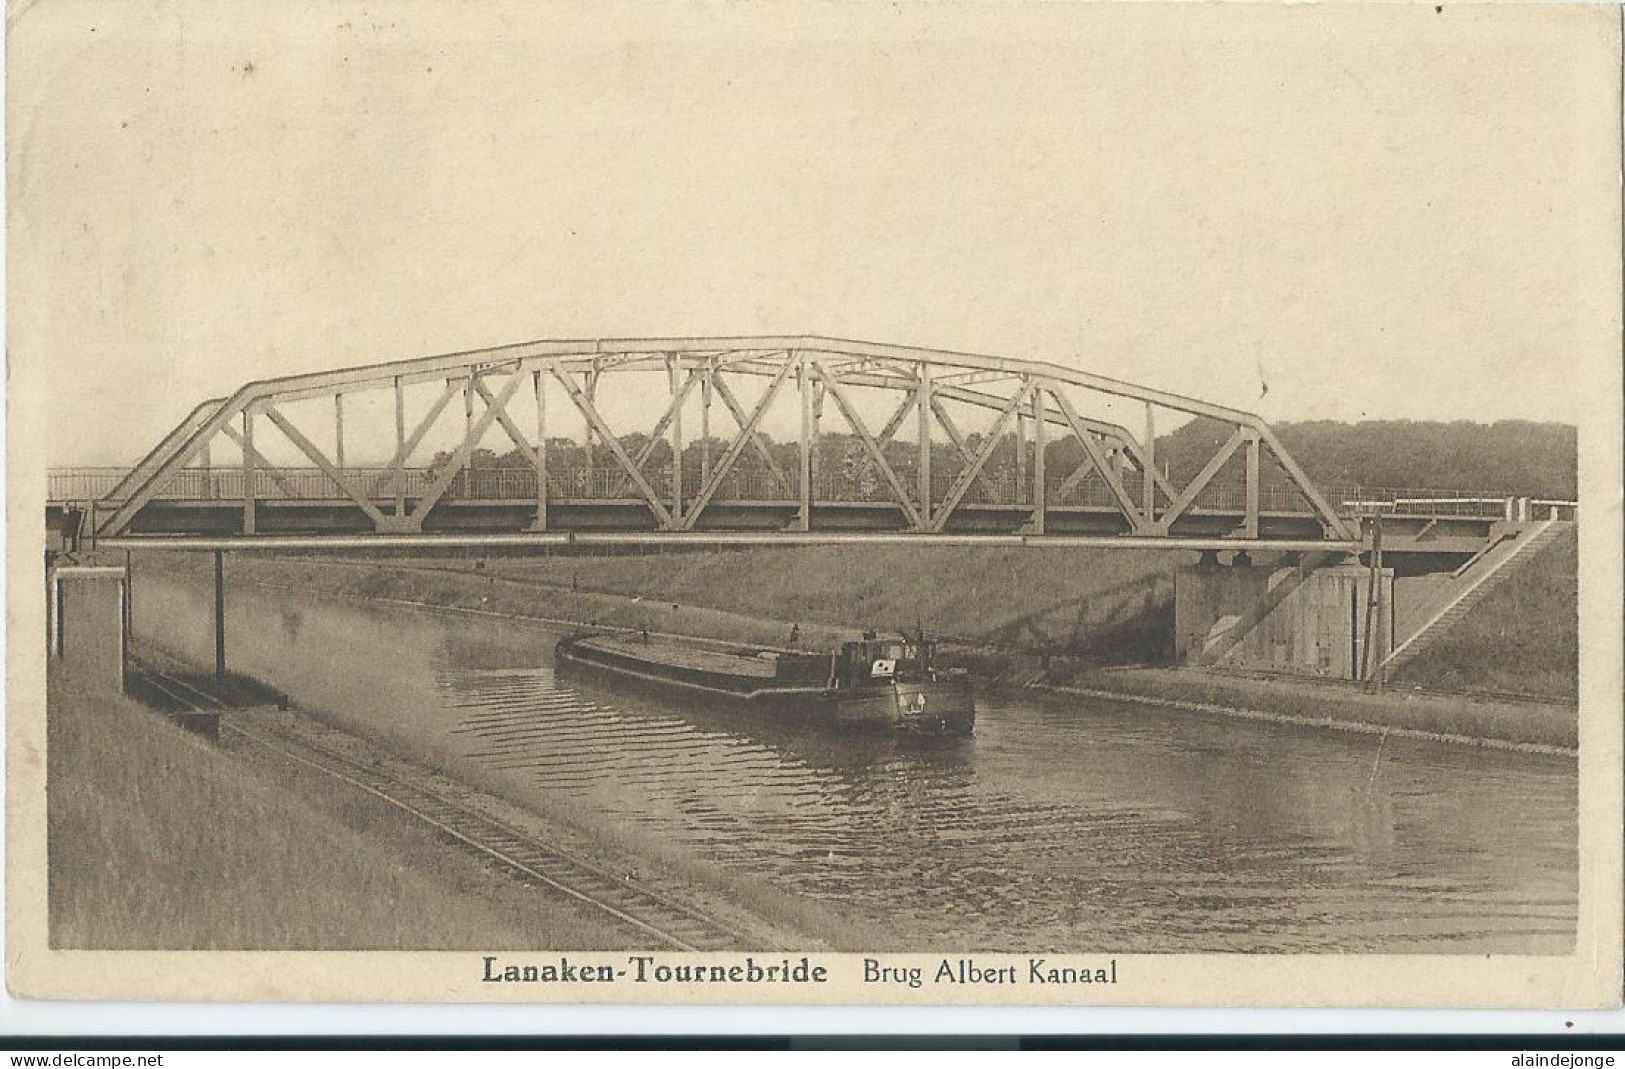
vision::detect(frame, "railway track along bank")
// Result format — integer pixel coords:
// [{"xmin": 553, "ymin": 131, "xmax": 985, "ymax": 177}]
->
[{"xmin": 125, "ymin": 654, "xmax": 766, "ymax": 953}]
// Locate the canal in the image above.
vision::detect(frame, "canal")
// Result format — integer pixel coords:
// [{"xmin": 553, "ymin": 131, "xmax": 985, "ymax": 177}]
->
[{"xmin": 133, "ymin": 563, "xmax": 1577, "ymax": 954}]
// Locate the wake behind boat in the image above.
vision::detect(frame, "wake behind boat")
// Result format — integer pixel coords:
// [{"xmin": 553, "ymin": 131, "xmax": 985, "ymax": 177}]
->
[{"xmin": 554, "ymin": 630, "xmax": 975, "ymax": 735}]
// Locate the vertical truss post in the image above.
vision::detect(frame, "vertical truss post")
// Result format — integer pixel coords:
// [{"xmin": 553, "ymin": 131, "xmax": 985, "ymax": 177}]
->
[
  {"xmin": 798, "ymin": 353, "xmax": 813, "ymax": 531},
  {"xmin": 241, "ymin": 406, "xmax": 256, "ymax": 536},
  {"xmin": 666, "ymin": 355, "xmax": 683, "ymax": 522},
  {"xmin": 123, "ymin": 548, "xmax": 134, "ymax": 663},
  {"xmin": 201, "ymin": 437, "xmax": 213, "ymax": 500},
  {"xmin": 1360, "ymin": 516, "xmax": 1384, "ymax": 683},
  {"xmin": 462, "ymin": 377, "xmax": 475, "ymax": 494},
  {"xmin": 213, "ymin": 549, "xmax": 227, "ymax": 680},
  {"xmin": 533, "ymin": 369, "xmax": 548, "ymax": 531},
  {"xmin": 917, "ymin": 363, "xmax": 932, "ymax": 527},
  {"xmin": 700, "ymin": 361, "xmax": 712, "ymax": 486},
  {"xmin": 393, "ymin": 376, "xmax": 407, "ymax": 516},
  {"xmin": 812, "ymin": 377, "xmax": 825, "ymax": 498},
  {"xmin": 1015, "ymin": 409, "xmax": 1027, "ymax": 505},
  {"xmin": 1244, "ymin": 430, "xmax": 1261, "ymax": 539},
  {"xmin": 334, "ymin": 393, "xmax": 346, "ymax": 471},
  {"xmin": 1031, "ymin": 384, "xmax": 1046, "ymax": 535},
  {"xmin": 1143, "ymin": 401, "xmax": 1157, "ymax": 523}
]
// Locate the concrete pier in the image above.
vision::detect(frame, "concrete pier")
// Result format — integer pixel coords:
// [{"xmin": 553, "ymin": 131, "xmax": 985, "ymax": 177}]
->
[
  {"xmin": 1175, "ymin": 560, "xmax": 1393, "ymax": 680},
  {"xmin": 49, "ymin": 565, "xmax": 128, "ymax": 692}
]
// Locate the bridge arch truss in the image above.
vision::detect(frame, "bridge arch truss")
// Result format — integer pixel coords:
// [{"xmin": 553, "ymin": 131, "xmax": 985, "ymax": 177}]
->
[{"xmin": 85, "ymin": 336, "xmax": 1354, "ymax": 548}]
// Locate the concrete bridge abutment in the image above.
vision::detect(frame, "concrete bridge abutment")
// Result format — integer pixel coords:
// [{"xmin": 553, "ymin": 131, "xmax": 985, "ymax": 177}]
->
[
  {"xmin": 1174, "ymin": 557, "xmax": 1394, "ymax": 681},
  {"xmin": 47, "ymin": 565, "xmax": 129, "ymax": 693},
  {"xmin": 47, "ymin": 554, "xmax": 231, "ymax": 737}
]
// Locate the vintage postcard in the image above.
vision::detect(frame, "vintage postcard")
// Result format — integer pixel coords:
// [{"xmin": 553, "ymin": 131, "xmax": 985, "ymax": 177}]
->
[{"xmin": 8, "ymin": 1, "xmax": 1621, "ymax": 1008}]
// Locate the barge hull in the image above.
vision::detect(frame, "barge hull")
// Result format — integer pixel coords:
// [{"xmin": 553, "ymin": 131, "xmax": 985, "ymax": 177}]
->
[{"xmin": 555, "ymin": 635, "xmax": 973, "ymax": 735}]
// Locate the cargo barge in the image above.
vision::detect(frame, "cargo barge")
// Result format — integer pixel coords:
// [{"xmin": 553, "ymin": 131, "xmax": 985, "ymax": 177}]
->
[{"xmin": 554, "ymin": 630, "xmax": 975, "ymax": 735}]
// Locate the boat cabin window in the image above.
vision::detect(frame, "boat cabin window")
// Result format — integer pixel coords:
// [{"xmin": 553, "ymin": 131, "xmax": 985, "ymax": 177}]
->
[{"xmin": 839, "ymin": 639, "xmax": 932, "ymax": 685}]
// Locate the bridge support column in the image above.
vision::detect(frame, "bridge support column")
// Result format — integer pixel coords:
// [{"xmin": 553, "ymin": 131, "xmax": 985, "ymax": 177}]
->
[
  {"xmin": 531, "ymin": 368, "xmax": 548, "ymax": 531},
  {"xmin": 123, "ymin": 549, "xmax": 134, "ymax": 662},
  {"xmin": 213, "ymin": 550, "xmax": 227, "ymax": 681},
  {"xmin": 798, "ymin": 355, "xmax": 813, "ymax": 531},
  {"xmin": 48, "ymin": 565, "xmax": 128, "ymax": 694},
  {"xmin": 1243, "ymin": 431, "xmax": 1260, "ymax": 539},
  {"xmin": 241, "ymin": 407, "xmax": 256, "ymax": 536},
  {"xmin": 1175, "ymin": 559, "xmax": 1392, "ymax": 680},
  {"xmin": 1143, "ymin": 401, "xmax": 1156, "ymax": 522},
  {"xmin": 1030, "ymin": 387, "xmax": 1045, "ymax": 534}
]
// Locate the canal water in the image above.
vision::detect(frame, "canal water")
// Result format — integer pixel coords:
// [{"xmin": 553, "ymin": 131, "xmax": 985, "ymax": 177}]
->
[{"xmin": 134, "ymin": 566, "xmax": 1577, "ymax": 954}]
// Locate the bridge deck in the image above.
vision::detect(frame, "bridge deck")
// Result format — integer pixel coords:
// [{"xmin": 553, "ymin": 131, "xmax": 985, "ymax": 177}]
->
[{"xmin": 47, "ymin": 464, "xmax": 1571, "ymax": 558}]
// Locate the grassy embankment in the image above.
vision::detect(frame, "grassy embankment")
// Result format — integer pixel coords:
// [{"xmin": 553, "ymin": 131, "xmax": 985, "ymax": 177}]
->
[
  {"xmin": 242, "ymin": 544, "xmax": 1181, "ymax": 665},
  {"xmin": 1045, "ymin": 529, "xmax": 1581, "ymax": 750},
  {"xmin": 48, "ymin": 665, "xmax": 635, "ymax": 949},
  {"xmin": 1389, "ymin": 526, "xmax": 1578, "ymax": 699},
  {"xmin": 1039, "ymin": 664, "xmax": 1574, "ymax": 750},
  {"xmin": 199, "ymin": 538, "xmax": 1579, "ymax": 749},
  {"xmin": 314, "ymin": 541, "xmax": 1576, "ymax": 698}
]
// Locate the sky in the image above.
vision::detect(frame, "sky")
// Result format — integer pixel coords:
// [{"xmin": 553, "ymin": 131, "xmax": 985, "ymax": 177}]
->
[{"xmin": 9, "ymin": 1, "xmax": 1619, "ymax": 466}]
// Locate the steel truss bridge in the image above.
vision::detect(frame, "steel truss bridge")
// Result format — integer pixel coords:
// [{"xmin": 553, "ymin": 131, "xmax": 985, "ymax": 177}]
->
[{"xmin": 50, "ymin": 336, "xmax": 1551, "ymax": 558}]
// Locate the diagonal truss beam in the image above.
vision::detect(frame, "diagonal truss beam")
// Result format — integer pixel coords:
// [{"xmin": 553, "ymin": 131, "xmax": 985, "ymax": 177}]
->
[
  {"xmin": 409, "ymin": 368, "xmax": 531, "ymax": 527},
  {"xmin": 261, "ymin": 404, "xmax": 391, "ymax": 527},
  {"xmin": 1048, "ymin": 389, "xmax": 1150, "ymax": 532},
  {"xmin": 681, "ymin": 360, "xmax": 795, "ymax": 530},
  {"xmin": 748, "ymin": 365, "xmax": 1141, "ymax": 456},
  {"xmin": 93, "ymin": 336, "xmax": 1348, "ymax": 545},
  {"xmin": 813, "ymin": 362, "xmax": 924, "ymax": 531},
  {"xmin": 612, "ymin": 369, "xmax": 698, "ymax": 498},
  {"xmin": 1112, "ymin": 433, "xmax": 1178, "ymax": 511},
  {"xmin": 551, "ymin": 368, "xmax": 675, "ymax": 528},
  {"xmin": 709, "ymin": 371, "xmax": 793, "ymax": 494},
  {"xmin": 1153, "ymin": 425, "xmax": 1249, "ymax": 533},
  {"xmin": 98, "ymin": 400, "xmax": 254, "ymax": 536},
  {"xmin": 928, "ymin": 397, "xmax": 997, "ymax": 497},
  {"xmin": 1258, "ymin": 426, "xmax": 1353, "ymax": 540},
  {"xmin": 1052, "ymin": 456, "xmax": 1097, "ymax": 503},
  {"xmin": 370, "ymin": 378, "xmax": 464, "ymax": 502},
  {"xmin": 471, "ymin": 377, "xmax": 539, "ymax": 463},
  {"xmin": 929, "ymin": 380, "xmax": 1034, "ymax": 533},
  {"xmin": 218, "ymin": 423, "xmax": 302, "ymax": 500},
  {"xmin": 875, "ymin": 388, "xmax": 917, "ymax": 445},
  {"xmin": 104, "ymin": 398, "xmax": 225, "ymax": 504}
]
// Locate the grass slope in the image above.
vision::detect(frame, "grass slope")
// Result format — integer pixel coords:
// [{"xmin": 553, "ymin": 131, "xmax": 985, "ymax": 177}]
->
[
  {"xmin": 47, "ymin": 668, "xmax": 630, "ymax": 950},
  {"xmin": 471, "ymin": 544, "xmax": 1186, "ymax": 650},
  {"xmin": 1390, "ymin": 526, "xmax": 1579, "ymax": 700}
]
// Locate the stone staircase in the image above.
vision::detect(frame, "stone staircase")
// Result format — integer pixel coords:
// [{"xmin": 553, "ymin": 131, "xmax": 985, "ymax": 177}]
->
[{"xmin": 1376, "ymin": 518, "xmax": 1568, "ymax": 678}]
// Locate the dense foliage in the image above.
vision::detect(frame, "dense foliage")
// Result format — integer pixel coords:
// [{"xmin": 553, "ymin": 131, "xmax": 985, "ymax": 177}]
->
[
  {"xmin": 437, "ymin": 418, "xmax": 1578, "ymax": 501},
  {"xmin": 1155, "ymin": 418, "xmax": 1577, "ymax": 498}
]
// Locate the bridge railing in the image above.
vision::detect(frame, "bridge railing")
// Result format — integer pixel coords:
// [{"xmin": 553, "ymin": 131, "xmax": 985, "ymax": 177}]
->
[
  {"xmin": 1329, "ymin": 488, "xmax": 1577, "ymax": 522},
  {"xmin": 49, "ymin": 464, "xmax": 1572, "ymax": 522},
  {"xmin": 48, "ymin": 467, "xmax": 438, "ymax": 504}
]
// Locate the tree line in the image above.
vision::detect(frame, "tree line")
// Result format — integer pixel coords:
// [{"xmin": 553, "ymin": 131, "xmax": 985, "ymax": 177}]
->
[
  {"xmin": 432, "ymin": 418, "xmax": 1579, "ymax": 500},
  {"xmin": 1156, "ymin": 418, "xmax": 1577, "ymax": 498}
]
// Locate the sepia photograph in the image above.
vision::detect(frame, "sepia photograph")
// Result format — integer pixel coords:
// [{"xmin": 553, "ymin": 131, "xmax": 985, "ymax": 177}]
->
[{"xmin": 8, "ymin": 0, "xmax": 1621, "ymax": 1008}]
